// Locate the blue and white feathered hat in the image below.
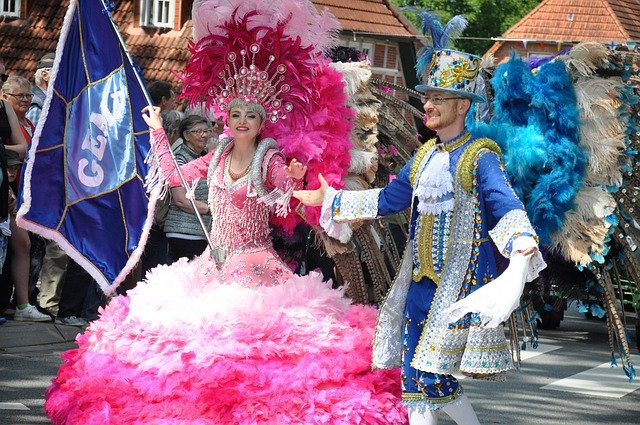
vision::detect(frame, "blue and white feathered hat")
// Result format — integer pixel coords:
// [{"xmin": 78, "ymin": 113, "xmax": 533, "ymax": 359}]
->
[{"xmin": 414, "ymin": 12, "xmax": 485, "ymax": 103}]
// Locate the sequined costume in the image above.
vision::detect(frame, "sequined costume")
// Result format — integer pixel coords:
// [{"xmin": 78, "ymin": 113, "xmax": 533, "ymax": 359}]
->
[
  {"xmin": 44, "ymin": 129, "xmax": 407, "ymax": 424},
  {"xmin": 321, "ymin": 131, "xmax": 545, "ymax": 411}
]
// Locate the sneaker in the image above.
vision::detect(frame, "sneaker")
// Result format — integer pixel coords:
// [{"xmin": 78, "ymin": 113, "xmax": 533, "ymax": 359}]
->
[
  {"xmin": 54, "ymin": 316, "xmax": 88, "ymax": 327},
  {"xmin": 14, "ymin": 304, "xmax": 52, "ymax": 322},
  {"xmin": 0, "ymin": 316, "xmax": 6, "ymax": 325}
]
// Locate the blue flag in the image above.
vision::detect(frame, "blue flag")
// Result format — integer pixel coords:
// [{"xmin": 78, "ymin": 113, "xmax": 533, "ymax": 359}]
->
[{"xmin": 17, "ymin": 0, "xmax": 156, "ymax": 293}]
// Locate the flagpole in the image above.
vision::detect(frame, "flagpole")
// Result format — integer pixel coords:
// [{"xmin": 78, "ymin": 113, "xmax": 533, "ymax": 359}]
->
[{"xmin": 99, "ymin": 0, "xmax": 214, "ymax": 251}]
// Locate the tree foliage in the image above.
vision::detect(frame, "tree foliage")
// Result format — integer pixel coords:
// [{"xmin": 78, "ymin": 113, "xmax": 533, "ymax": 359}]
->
[{"xmin": 391, "ymin": 0, "xmax": 541, "ymax": 55}]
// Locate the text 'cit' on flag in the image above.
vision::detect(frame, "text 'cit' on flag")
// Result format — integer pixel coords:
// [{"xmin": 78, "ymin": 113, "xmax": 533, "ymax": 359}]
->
[{"xmin": 17, "ymin": 0, "xmax": 158, "ymax": 294}]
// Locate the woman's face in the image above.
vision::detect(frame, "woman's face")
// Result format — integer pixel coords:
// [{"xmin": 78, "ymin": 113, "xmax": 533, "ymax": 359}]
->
[
  {"xmin": 183, "ymin": 123, "xmax": 212, "ymax": 154},
  {"xmin": 227, "ymin": 106, "xmax": 264, "ymax": 142},
  {"xmin": 2, "ymin": 83, "xmax": 32, "ymax": 117}
]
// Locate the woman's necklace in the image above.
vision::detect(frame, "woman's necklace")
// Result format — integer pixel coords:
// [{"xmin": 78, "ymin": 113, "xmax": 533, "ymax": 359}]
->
[{"xmin": 228, "ymin": 152, "xmax": 251, "ymax": 180}]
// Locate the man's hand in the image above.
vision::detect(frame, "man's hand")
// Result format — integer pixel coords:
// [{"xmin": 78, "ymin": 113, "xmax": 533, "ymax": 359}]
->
[
  {"xmin": 515, "ymin": 246, "xmax": 537, "ymax": 256},
  {"xmin": 293, "ymin": 173, "xmax": 328, "ymax": 206}
]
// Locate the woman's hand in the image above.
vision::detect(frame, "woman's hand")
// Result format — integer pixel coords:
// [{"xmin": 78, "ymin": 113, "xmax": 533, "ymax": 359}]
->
[
  {"xmin": 141, "ymin": 105, "xmax": 163, "ymax": 131},
  {"xmin": 285, "ymin": 158, "xmax": 307, "ymax": 180},
  {"xmin": 293, "ymin": 173, "xmax": 328, "ymax": 207}
]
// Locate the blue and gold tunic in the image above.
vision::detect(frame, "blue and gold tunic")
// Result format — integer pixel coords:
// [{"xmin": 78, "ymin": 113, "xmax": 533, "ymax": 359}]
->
[{"xmin": 330, "ymin": 131, "xmax": 537, "ymax": 410}]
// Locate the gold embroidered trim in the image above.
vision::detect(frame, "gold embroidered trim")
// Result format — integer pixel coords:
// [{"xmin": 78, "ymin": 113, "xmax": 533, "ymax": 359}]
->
[
  {"xmin": 402, "ymin": 387, "xmax": 462, "ymax": 403},
  {"xmin": 413, "ymin": 214, "xmax": 439, "ymax": 283},
  {"xmin": 410, "ymin": 133, "xmax": 473, "ymax": 284},
  {"xmin": 409, "ymin": 138, "xmax": 437, "ymax": 186},
  {"xmin": 458, "ymin": 138, "xmax": 502, "ymax": 193}
]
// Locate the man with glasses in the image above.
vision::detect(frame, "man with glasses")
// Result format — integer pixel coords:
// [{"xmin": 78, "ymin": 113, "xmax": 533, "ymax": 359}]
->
[
  {"xmin": 294, "ymin": 15, "xmax": 545, "ymax": 425},
  {"xmin": 27, "ymin": 52, "xmax": 55, "ymax": 127}
]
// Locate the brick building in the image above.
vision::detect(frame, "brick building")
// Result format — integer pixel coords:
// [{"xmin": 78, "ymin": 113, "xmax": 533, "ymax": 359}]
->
[
  {"xmin": 486, "ymin": 0, "xmax": 640, "ymax": 61},
  {"xmin": 0, "ymin": 0, "xmax": 421, "ymax": 92}
]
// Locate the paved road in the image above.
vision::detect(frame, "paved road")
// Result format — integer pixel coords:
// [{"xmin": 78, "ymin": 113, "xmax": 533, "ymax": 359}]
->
[{"xmin": 0, "ymin": 309, "xmax": 638, "ymax": 424}]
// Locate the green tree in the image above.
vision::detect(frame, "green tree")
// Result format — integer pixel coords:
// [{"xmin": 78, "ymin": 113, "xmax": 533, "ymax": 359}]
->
[{"xmin": 392, "ymin": 0, "xmax": 541, "ymax": 55}]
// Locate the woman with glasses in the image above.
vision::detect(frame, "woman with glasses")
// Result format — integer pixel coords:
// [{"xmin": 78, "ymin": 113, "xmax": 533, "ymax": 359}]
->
[
  {"xmin": 0, "ymin": 64, "xmax": 28, "ymax": 161},
  {"xmin": 1, "ymin": 76, "xmax": 35, "ymax": 142},
  {"xmin": 163, "ymin": 114, "xmax": 213, "ymax": 262},
  {"xmin": 0, "ymin": 75, "xmax": 49, "ymax": 322}
]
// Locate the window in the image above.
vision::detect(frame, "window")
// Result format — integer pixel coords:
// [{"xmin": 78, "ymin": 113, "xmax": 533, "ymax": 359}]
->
[
  {"xmin": 0, "ymin": 0, "xmax": 20, "ymax": 17},
  {"xmin": 341, "ymin": 40, "xmax": 375, "ymax": 63},
  {"xmin": 140, "ymin": 0, "xmax": 175, "ymax": 28}
]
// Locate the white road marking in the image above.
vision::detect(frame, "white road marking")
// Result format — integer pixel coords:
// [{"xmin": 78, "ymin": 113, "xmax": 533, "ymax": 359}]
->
[
  {"xmin": 0, "ymin": 402, "xmax": 29, "ymax": 410},
  {"xmin": 542, "ymin": 354, "xmax": 640, "ymax": 398},
  {"xmin": 518, "ymin": 343, "xmax": 562, "ymax": 361}
]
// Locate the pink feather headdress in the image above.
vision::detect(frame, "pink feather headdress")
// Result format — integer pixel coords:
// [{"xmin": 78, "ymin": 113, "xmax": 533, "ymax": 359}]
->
[
  {"xmin": 182, "ymin": 0, "xmax": 354, "ymax": 232},
  {"xmin": 182, "ymin": 1, "xmax": 338, "ymax": 121}
]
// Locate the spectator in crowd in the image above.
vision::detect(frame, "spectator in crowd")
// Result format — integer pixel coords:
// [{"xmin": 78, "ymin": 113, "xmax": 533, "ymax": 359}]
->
[
  {"xmin": 55, "ymin": 258, "xmax": 106, "ymax": 327},
  {"xmin": 1, "ymin": 75, "xmax": 45, "ymax": 304},
  {"xmin": 2, "ymin": 150, "xmax": 49, "ymax": 321},
  {"xmin": 0, "ymin": 57, "xmax": 28, "ymax": 160},
  {"xmin": 26, "ymin": 52, "xmax": 54, "ymax": 126},
  {"xmin": 140, "ymin": 82, "xmax": 179, "ymax": 276},
  {"xmin": 35, "ymin": 239, "xmax": 68, "ymax": 318},
  {"xmin": 2, "ymin": 75, "xmax": 35, "ymax": 140},
  {"xmin": 164, "ymin": 114, "xmax": 212, "ymax": 261},
  {"xmin": 161, "ymin": 109, "xmax": 185, "ymax": 148},
  {"xmin": 147, "ymin": 81, "xmax": 176, "ymax": 112}
]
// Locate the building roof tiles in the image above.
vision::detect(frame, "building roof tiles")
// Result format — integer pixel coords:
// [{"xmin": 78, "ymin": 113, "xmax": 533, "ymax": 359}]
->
[{"xmin": 0, "ymin": 0, "xmax": 418, "ymax": 86}]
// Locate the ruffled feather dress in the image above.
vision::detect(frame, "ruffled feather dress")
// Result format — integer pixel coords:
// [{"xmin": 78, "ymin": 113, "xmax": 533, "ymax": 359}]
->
[{"xmin": 45, "ymin": 131, "xmax": 406, "ymax": 424}]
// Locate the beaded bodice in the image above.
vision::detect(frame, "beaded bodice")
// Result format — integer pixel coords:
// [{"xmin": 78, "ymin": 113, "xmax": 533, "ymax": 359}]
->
[
  {"xmin": 208, "ymin": 147, "xmax": 272, "ymax": 254},
  {"xmin": 209, "ymin": 154, "xmax": 271, "ymax": 253}
]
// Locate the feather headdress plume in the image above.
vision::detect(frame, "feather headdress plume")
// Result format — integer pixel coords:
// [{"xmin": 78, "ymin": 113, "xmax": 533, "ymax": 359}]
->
[
  {"xmin": 413, "ymin": 11, "xmax": 484, "ymax": 101},
  {"xmin": 181, "ymin": 0, "xmax": 353, "ymax": 232},
  {"xmin": 415, "ymin": 11, "xmax": 469, "ymax": 81}
]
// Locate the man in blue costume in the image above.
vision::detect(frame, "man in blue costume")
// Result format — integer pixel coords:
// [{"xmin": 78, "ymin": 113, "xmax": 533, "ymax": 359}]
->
[{"xmin": 294, "ymin": 16, "xmax": 546, "ymax": 425}]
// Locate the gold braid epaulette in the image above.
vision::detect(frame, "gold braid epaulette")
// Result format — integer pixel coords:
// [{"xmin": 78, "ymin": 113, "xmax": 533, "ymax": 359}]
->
[
  {"xmin": 409, "ymin": 138, "xmax": 437, "ymax": 186},
  {"xmin": 458, "ymin": 138, "xmax": 502, "ymax": 193}
]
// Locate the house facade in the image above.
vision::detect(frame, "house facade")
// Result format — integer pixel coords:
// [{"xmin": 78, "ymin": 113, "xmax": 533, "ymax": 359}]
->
[
  {"xmin": 0, "ymin": 0, "xmax": 421, "ymax": 92},
  {"xmin": 486, "ymin": 0, "xmax": 640, "ymax": 61}
]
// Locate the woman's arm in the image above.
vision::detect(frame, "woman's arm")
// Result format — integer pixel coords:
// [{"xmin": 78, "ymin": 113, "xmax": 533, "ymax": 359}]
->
[
  {"xmin": 3, "ymin": 101, "xmax": 27, "ymax": 159},
  {"xmin": 142, "ymin": 107, "xmax": 212, "ymax": 187},
  {"xmin": 170, "ymin": 186, "xmax": 209, "ymax": 214}
]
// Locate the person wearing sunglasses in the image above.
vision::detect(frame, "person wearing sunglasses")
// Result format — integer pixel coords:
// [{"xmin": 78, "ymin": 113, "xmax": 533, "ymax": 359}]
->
[{"xmin": 163, "ymin": 114, "xmax": 213, "ymax": 262}]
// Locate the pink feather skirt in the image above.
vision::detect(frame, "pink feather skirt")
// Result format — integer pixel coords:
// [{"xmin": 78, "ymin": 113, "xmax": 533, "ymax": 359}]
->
[{"xmin": 45, "ymin": 256, "xmax": 407, "ymax": 424}]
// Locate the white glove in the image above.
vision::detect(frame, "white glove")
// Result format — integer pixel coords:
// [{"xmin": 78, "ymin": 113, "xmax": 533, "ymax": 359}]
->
[{"xmin": 441, "ymin": 253, "xmax": 531, "ymax": 328}]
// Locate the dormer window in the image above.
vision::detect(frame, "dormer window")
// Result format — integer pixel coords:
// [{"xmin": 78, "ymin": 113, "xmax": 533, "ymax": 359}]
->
[
  {"xmin": 0, "ymin": 0, "xmax": 20, "ymax": 17},
  {"xmin": 140, "ymin": 0, "xmax": 175, "ymax": 28}
]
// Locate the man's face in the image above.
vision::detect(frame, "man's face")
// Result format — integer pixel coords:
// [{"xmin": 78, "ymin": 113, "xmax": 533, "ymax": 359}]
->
[
  {"xmin": 41, "ymin": 68, "xmax": 51, "ymax": 86},
  {"xmin": 7, "ymin": 165, "xmax": 19, "ymax": 183},
  {"xmin": 161, "ymin": 91, "xmax": 177, "ymax": 111},
  {"xmin": 422, "ymin": 91, "xmax": 466, "ymax": 132}
]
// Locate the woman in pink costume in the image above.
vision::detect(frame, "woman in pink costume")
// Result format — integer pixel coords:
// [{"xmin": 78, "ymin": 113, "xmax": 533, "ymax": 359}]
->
[{"xmin": 44, "ymin": 1, "xmax": 406, "ymax": 423}]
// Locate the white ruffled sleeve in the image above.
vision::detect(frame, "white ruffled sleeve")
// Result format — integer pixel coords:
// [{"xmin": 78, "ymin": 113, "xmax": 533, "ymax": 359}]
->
[{"xmin": 318, "ymin": 187, "xmax": 382, "ymax": 244}]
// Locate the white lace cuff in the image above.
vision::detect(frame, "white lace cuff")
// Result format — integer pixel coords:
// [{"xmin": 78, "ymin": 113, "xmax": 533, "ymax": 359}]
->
[
  {"xmin": 489, "ymin": 209, "xmax": 537, "ymax": 257},
  {"xmin": 331, "ymin": 188, "xmax": 382, "ymax": 222},
  {"xmin": 319, "ymin": 187, "xmax": 352, "ymax": 243}
]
